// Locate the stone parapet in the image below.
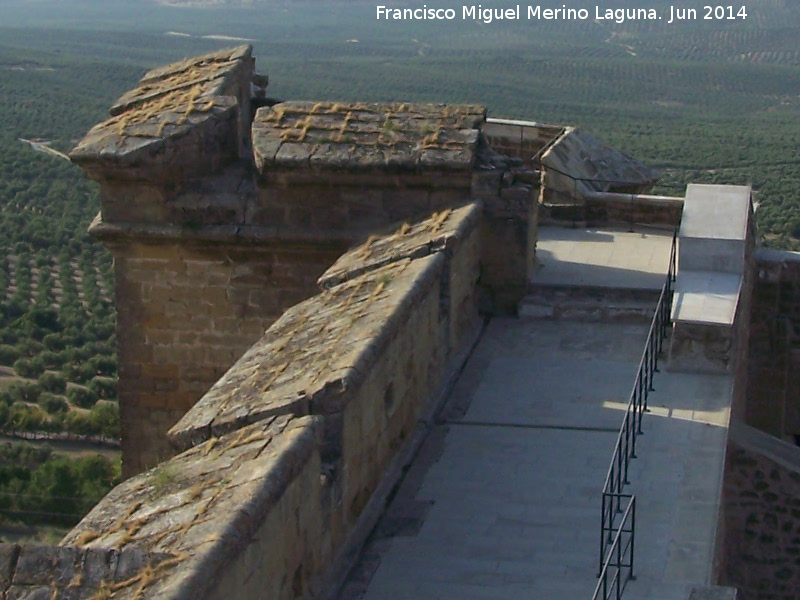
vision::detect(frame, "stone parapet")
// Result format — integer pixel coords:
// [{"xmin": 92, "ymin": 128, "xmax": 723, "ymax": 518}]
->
[
  {"xmin": 168, "ymin": 253, "xmax": 445, "ymax": 450},
  {"xmin": 49, "ymin": 201, "xmax": 483, "ymax": 600},
  {"xmin": 59, "ymin": 414, "xmax": 322, "ymax": 600},
  {"xmin": 481, "ymin": 118, "xmax": 563, "ymax": 164},
  {"xmin": 583, "ymin": 192, "xmax": 683, "ymax": 228},
  {"xmin": 745, "ymin": 248, "xmax": 800, "ymax": 439}
]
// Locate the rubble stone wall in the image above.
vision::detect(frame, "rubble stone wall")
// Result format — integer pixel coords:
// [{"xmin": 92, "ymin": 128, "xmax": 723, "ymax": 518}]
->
[{"xmin": 721, "ymin": 424, "xmax": 800, "ymax": 600}]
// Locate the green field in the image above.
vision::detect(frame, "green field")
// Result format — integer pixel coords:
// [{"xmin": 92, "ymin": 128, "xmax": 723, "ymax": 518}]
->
[{"xmin": 0, "ymin": 0, "xmax": 799, "ymax": 526}]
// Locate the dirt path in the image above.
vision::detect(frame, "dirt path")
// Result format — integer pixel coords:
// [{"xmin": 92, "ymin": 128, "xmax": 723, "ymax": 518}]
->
[{"xmin": 0, "ymin": 434, "xmax": 120, "ymax": 460}]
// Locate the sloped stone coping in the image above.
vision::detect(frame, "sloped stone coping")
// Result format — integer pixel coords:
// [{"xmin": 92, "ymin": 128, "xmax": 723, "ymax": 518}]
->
[
  {"xmin": 70, "ymin": 46, "xmax": 253, "ymax": 182},
  {"xmin": 1, "ymin": 543, "xmax": 177, "ymax": 600},
  {"xmin": 252, "ymin": 101, "xmax": 484, "ymax": 174},
  {"xmin": 318, "ymin": 201, "xmax": 481, "ymax": 289},
  {"xmin": 58, "ymin": 414, "xmax": 318, "ymax": 600}
]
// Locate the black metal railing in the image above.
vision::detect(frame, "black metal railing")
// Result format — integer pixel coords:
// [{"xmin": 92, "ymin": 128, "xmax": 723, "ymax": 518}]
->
[
  {"xmin": 593, "ymin": 494, "xmax": 636, "ymax": 600},
  {"xmin": 596, "ymin": 228, "xmax": 677, "ymax": 589}
]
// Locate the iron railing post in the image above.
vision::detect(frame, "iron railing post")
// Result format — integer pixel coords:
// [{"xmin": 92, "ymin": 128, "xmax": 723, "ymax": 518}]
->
[{"xmin": 630, "ymin": 497, "xmax": 636, "ymax": 580}]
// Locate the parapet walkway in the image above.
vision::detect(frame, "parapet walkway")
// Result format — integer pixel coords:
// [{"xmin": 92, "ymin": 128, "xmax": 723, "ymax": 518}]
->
[{"xmin": 337, "ymin": 227, "xmax": 733, "ymax": 600}]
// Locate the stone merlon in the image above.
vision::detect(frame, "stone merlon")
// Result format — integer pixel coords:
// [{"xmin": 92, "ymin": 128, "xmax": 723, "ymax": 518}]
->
[
  {"xmin": 252, "ymin": 101, "xmax": 485, "ymax": 175},
  {"xmin": 70, "ymin": 45, "xmax": 257, "ymax": 182}
]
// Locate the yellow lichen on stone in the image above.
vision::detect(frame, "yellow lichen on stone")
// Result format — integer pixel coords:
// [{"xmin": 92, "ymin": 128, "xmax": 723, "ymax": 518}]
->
[
  {"xmin": 431, "ymin": 209, "xmax": 452, "ymax": 232},
  {"xmin": 68, "ymin": 570, "xmax": 84, "ymax": 589},
  {"xmin": 73, "ymin": 529, "xmax": 101, "ymax": 546}
]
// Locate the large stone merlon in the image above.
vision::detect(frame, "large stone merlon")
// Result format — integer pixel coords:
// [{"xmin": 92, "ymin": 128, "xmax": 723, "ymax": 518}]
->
[
  {"xmin": 70, "ymin": 45, "xmax": 258, "ymax": 188},
  {"xmin": 247, "ymin": 101, "xmax": 484, "ymax": 238},
  {"xmin": 669, "ymin": 184, "xmax": 755, "ymax": 375}
]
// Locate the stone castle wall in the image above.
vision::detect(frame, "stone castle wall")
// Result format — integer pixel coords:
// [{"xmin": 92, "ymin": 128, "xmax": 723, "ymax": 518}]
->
[
  {"xmin": 46, "ymin": 44, "xmax": 716, "ymax": 600},
  {"xmin": 745, "ymin": 249, "xmax": 800, "ymax": 440},
  {"xmin": 721, "ymin": 423, "xmax": 800, "ymax": 600},
  {"xmin": 0, "ymin": 203, "xmax": 484, "ymax": 600},
  {"xmin": 106, "ymin": 237, "xmax": 344, "ymax": 473},
  {"xmin": 70, "ymin": 48, "xmax": 490, "ymax": 475}
]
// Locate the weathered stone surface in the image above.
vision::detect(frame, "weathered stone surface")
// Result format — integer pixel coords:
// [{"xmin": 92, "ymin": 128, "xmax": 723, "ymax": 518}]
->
[
  {"xmin": 2, "ymin": 546, "xmax": 174, "ymax": 600},
  {"xmin": 746, "ymin": 249, "xmax": 800, "ymax": 438},
  {"xmin": 540, "ymin": 127, "xmax": 660, "ymax": 199},
  {"xmin": 168, "ymin": 254, "xmax": 444, "ymax": 450},
  {"xmin": 70, "ymin": 46, "xmax": 254, "ymax": 182},
  {"xmin": 60, "ymin": 415, "xmax": 319, "ymax": 600},
  {"xmin": 253, "ymin": 101, "xmax": 485, "ymax": 175},
  {"xmin": 721, "ymin": 425, "xmax": 800, "ymax": 600},
  {"xmin": 111, "ymin": 45, "xmax": 252, "ymax": 116},
  {"xmin": 318, "ymin": 202, "xmax": 481, "ymax": 288}
]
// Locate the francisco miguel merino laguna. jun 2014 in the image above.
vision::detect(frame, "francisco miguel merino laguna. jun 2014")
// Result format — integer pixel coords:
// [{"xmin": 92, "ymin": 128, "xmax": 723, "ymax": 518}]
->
[{"xmin": 376, "ymin": 5, "xmax": 749, "ymax": 24}]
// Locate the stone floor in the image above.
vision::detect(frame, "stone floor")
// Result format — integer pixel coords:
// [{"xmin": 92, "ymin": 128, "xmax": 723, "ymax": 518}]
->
[
  {"xmin": 535, "ymin": 226, "xmax": 675, "ymax": 290},
  {"xmin": 336, "ymin": 227, "xmax": 733, "ymax": 600}
]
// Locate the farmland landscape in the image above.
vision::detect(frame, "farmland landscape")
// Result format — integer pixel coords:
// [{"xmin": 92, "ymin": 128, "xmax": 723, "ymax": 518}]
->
[{"xmin": 1, "ymin": 0, "xmax": 799, "ymax": 535}]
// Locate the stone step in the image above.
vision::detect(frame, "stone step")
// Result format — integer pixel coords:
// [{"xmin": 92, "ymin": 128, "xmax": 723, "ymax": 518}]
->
[{"xmin": 519, "ymin": 284, "xmax": 660, "ymax": 323}]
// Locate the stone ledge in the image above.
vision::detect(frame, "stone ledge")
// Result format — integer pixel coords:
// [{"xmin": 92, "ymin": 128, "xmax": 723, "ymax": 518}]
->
[
  {"xmin": 253, "ymin": 101, "xmax": 484, "ymax": 176},
  {"xmin": 87, "ymin": 213, "xmax": 357, "ymax": 247},
  {"xmin": 318, "ymin": 201, "xmax": 481, "ymax": 289},
  {"xmin": 671, "ymin": 271, "xmax": 742, "ymax": 326}
]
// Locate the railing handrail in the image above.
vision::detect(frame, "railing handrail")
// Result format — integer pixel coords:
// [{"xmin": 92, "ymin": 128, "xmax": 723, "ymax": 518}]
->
[
  {"xmin": 601, "ymin": 281, "xmax": 668, "ymax": 495},
  {"xmin": 596, "ymin": 228, "xmax": 677, "ymax": 596},
  {"xmin": 601, "ymin": 229, "xmax": 677, "ymax": 496},
  {"xmin": 594, "ymin": 494, "xmax": 636, "ymax": 600}
]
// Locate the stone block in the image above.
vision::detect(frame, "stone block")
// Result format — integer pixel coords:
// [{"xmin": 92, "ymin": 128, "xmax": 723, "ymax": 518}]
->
[{"xmin": 0, "ymin": 544, "xmax": 19, "ymax": 589}]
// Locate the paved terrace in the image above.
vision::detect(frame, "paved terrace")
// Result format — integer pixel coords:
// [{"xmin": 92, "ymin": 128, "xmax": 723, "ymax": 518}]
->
[{"xmin": 338, "ymin": 226, "xmax": 733, "ymax": 600}]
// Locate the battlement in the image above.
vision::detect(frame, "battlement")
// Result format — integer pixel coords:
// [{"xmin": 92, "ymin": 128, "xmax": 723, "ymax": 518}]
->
[{"xmin": 17, "ymin": 47, "xmax": 782, "ymax": 600}]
